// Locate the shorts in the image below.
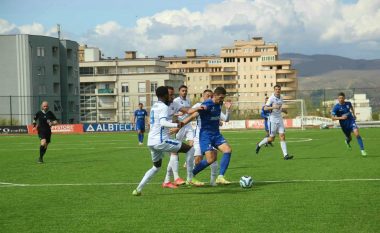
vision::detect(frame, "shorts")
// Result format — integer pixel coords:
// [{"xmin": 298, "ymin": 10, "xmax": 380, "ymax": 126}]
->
[
  {"xmin": 264, "ymin": 118, "xmax": 269, "ymax": 131},
  {"xmin": 135, "ymin": 122, "xmax": 145, "ymax": 131},
  {"xmin": 175, "ymin": 124, "xmax": 194, "ymax": 141},
  {"xmin": 38, "ymin": 130, "xmax": 51, "ymax": 143},
  {"xmin": 340, "ymin": 119, "xmax": 358, "ymax": 138},
  {"xmin": 199, "ymin": 132, "xmax": 227, "ymax": 154},
  {"xmin": 268, "ymin": 120, "xmax": 285, "ymax": 137},
  {"xmin": 149, "ymin": 139, "xmax": 182, "ymax": 162}
]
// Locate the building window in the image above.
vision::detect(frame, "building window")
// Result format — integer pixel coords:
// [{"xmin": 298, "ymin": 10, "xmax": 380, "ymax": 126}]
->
[
  {"xmin": 79, "ymin": 67, "xmax": 93, "ymax": 75},
  {"xmin": 151, "ymin": 96, "xmax": 158, "ymax": 105},
  {"xmin": 121, "ymin": 83, "xmax": 129, "ymax": 93},
  {"xmin": 150, "ymin": 82, "xmax": 158, "ymax": 93},
  {"xmin": 38, "ymin": 85, "xmax": 47, "ymax": 95},
  {"xmin": 244, "ymin": 58, "xmax": 246, "ymax": 62},
  {"xmin": 54, "ymin": 100, "xmax": 62, "ymax": 112},
  {"xmin": 244, "ymin": 75, "xmax": 246, "ymax": 79},
  {"xmin": 37, "ymin": 47, "xmax": 45, "ymax": 57},
  {"xmin": 52, "ymin": 46, "xmax": 58, "ymax": 57},
  {"xmin": 53, "ymin": 83, "xmax": 60, "ymax": 94},
  {"xmin": 137, "ymin": 67, "xmax": 145, "ymax": 73},
  {"xmin": 36, "ymin": 66, "xmax": 46, "ymax": 76},
  {"xmin": 244, "ymin": 84, "xmax": 246, "ymax": 88},
  {"xmin": 68, "ymin": 84, "xmax": 74, "ymax": 93},
  {"xmin": 67, "ymin": 49, "xmax": 72, "ymax": 59},
  {"xmin": 138, "ymin": 96, "xmax": 146, "ymax": 106},
  {"xmin": 122, "ymin": 96, "xmax": 130, "ymax": 107},
  {"xmin": 257, "ymin": 83, "xmax": 259, "ymax": 87},
  {"xmin": 264, "ymin": 83, "xmax": 267, "ymax": 87},
  {"xmin": 138, "ymin": 82, "xmax": 146, "ymax": 93},
  {"xmin": 250, "ymin": 84, "xmax": 253, "ymax": 87},
  {"xmin": 187, "ymin": 77, "xmax": 190, "ymax": 81},
  {"xmin": 271, "ymin": 83, "xmax": 273, "ymax": 87}
]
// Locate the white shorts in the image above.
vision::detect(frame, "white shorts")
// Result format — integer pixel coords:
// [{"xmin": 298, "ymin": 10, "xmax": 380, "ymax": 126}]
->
[
  {"xmin": 176, "ymin": 124, "xmax": 194, "ymax": 141},
  {"xmin": 269, "ymin": 120, "xmax": 285, "ymax": 137},
  {"xmin": 149, "ymin": 139, "xmax": 182, "ymax": 162},
  {"xmin": 193, "ymin": 136, "xmax": 202, "ymax": 157}
]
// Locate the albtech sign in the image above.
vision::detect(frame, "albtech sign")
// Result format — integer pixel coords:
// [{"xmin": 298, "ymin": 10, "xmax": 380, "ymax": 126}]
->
[
  {"xmin": 0, "ymin": 126, "xmax": 28, "ymax": 134},
  {"xmin": 83, "ymin": 123, "xmax": 133, "ymax": 132}
]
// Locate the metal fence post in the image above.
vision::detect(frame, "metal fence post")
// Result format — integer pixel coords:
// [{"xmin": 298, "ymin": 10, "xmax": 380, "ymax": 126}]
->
[{"xmin": 9, "ymin": 95, "xmax": 12, "ymax": 126}]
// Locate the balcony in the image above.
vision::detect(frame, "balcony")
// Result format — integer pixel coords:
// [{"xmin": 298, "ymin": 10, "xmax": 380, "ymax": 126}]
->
[
  {"xmin": 210, "ymin": 71, "xmax": 237, "ymax": 76},
  {"xmin": 98, "ymin": 115, "xmax": 118, "ymax": 123},
  {"xmin": 225, "ymin": 88, "xmax": 238, "ymax": 92},
  {"xmin": 98, "ymin": 102, "xmax": 117, "ymax": 109},
  {"xmin": 95, "ymin": 88, "xmax": 117, "ymax": 95},
  {"xmin": 210, "ymin": 79, "xmax": 237, "ymax": 85},
  {"xmin": 261, "ymin": 60, "xmax": 291, "ymax": 66},
  {"xmin": 276, "ymin": 69, "xmax": 296, "ymax": 74},
  {"xmin": 283, "ymin": 95, "xmax": 296, "ymax": 100},
  {"xmin": 276, "ymin": 77, "xmax": 296, "ymax": 83},
  {"xmin": 280, "ymin": 87, "xmax": 297, "ymax": 91}
]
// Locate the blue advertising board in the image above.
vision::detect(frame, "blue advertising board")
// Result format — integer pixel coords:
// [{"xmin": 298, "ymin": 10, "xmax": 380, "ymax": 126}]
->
[{"xmin": 83, "ymin": 123, "xmax": 133, "ymax": 132}]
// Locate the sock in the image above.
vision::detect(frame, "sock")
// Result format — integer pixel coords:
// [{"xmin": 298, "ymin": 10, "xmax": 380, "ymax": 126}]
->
[
  {"xmin": 39, "ymin": 145, "xmax": 46, "ymax": 159},
  {"xmin": 141, "ymin": 134, "xmax": 144, "ymax": 143},
  {"xmin": 258, "ymin": 137, "xmax": 268, "ymax": 147},
  {"xmin": 357, "ymin": 136, "xmax": 364, "ymax": 150},
  {"xmin": 164, "ymin": 161, "xmax": 173, "ymax": 183},
  {"xmin": 346, "ymin": 137, "xmax": 352, "ymax": 144},
  {"xmin": 219, "ymin": 153, "xmax": 231, "ymax": 176},
  {"xmin": 170, "ymin": 154, "xmax": 179, "ymax": 180},
  {"xmin": 210, "ymin": 161, "xmax": 218, "ymax": 183},
  {"xmin": 280, "ymin": 141, "xmax": 288, "ymax": 156},
  {"xmin": 136, "ymin": 166, "xmax": 160, "ymax": 192},
  {"xmin": 193, "ymin": 160, "xmax": 210, "ymax": 176},
  {"xmin": 186, "ymin": 147, "xmax": 195, "ymax": 181}
]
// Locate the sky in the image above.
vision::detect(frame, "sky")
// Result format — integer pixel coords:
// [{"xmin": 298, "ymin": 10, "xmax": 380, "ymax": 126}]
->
[{"xmin": 1, "ymin": 0, "xmax": 379, "ymax": 59}]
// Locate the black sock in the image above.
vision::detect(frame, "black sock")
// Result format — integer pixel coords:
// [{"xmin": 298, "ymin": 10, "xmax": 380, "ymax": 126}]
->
[{"xmin": 39, "ymin": 146, "xmax": 46, "ymax": 159}]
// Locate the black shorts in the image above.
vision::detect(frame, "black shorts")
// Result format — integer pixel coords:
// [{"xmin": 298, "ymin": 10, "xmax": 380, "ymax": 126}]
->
[{"xmin": 38, "ymin": 130, "xmax": 52, "ymax": 143}]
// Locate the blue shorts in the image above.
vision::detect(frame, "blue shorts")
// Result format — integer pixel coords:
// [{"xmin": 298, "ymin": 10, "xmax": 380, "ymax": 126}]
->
[
  {"xmin": 340, "ymin": 119, "xmax": 358, "ymax": 138},
  {"xmin": 135, "ymin": 122, "xmax": 145, "ymax": 131},
  {"xmin": 264, "ymin": 118, "xmax": 269, "ymax": 131},
  {"xmin": 199, "ymin": 132, "xmax": 227, "ymax": 154}
]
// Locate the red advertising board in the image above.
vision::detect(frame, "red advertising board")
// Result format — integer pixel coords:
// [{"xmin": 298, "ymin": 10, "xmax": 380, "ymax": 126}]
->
[{"xmin": 27, "ymin": 124, "xmax": 83, "ymax": 134}]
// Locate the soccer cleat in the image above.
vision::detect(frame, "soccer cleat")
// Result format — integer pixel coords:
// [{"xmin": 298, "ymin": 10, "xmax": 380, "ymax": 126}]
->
[
  {"xmin": 361, "ymin": 150, "xmax": 367, "ymax": 156},
  {"xmin": 174, "ymin": 177, "xmax": 185, "ymax": 186},
  {"xmin": 284, "ymin": 154, "xmax": 294, "ymax": 160},
  {"xmin": 37, "ymin": 158, "xmax": 44, "ymax": 164},
  {"xmin": 162, "ymin": 181, "xmax": 178, "ymax": 189},
  {"xmin": 132, "ymin": 189, "xmax": 141, "ymax": 196},
  {"xmin": 216, "ymin": 175, "xmax": 231, "ymax": 185},
  {"xmin": 138, "ymin": 142, "xmax": 143, "ymax": 146},
  {"xmin": 255, "ymin": 143, "xmax": 261, "ymax": 154},
  {"xmin": 345, "ymin": 140, "xmax": 352, "ymax": 150},
  {"xmin": 186, "ymin": 178, "xmax": 205, "ymax": 187}
]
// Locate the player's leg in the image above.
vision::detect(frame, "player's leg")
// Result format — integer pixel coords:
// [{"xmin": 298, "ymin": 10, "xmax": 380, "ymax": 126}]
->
[
  {"xmin": 353, "ymin": 128, "xmax": 366, "ymax": 156},
  {"xmin": 278, "ymin": 122, "xmax": 293, "ymax": 160},
  {"xmin": 133, "ymin": 149, "xmax": 164, "ymax": 195},
  {"xmin": 216, "ymin": 140, "xmax": 232, "ymax": 184},
  {"xmin": 209, "ymin": 152, "xmax": 218, "ymax": 186},
  {"xmin": 140, "ymin": 129, "xmax": 145, "ymax": 145},
  {"xmin": 256, "ymin": 121, "xmax": 276, "ymax": 154}
]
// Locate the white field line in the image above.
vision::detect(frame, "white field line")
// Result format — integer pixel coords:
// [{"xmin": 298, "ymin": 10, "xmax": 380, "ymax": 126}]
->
[{"xmin": 1, "ymin": 178, "xmax": 379, "ymax": 188}]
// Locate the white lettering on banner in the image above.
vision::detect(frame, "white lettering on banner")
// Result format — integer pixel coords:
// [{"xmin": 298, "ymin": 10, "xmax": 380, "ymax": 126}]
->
[
  {"xmin": 86, "ymin": 125, "xmax": 95, "ymax": 132},
  {"xmin": 109, "ymin": 124, "xmax": 113, "ymax": 131},
  {"xmin": 52, "ymin": 125, "xmax": 74, "ymax": 132},
  {"xmin": 96, "ymin": 124, "xmax": 103, "ymax": 131}
]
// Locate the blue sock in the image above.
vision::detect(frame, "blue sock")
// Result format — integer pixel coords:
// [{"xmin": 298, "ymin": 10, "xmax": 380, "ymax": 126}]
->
[
  {"xmin": 141, "ymin": 134, "xmax": 144, "ymax": 143},
  {"xmin": 192, "ymin": 160, "xmax": 210, "ymax": 176},
  {"xmin": 357, "ymin": 136, "xmax": 364, "ymax": 150},
  {"xmin": 219, "ymin": 153, "xmax": 231, "ymax": 176},
  {"xmin": 138, "ymin": 134, "xmax": 142, "ymax": 142}
]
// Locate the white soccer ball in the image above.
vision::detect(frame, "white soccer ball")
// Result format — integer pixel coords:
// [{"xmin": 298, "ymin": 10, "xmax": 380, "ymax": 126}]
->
[{"xmin": 239, "ymin": 176, "xmax": 253, "ymax": 188}]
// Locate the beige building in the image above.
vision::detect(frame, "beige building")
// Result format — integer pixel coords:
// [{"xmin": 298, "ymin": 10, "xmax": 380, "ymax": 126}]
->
[
  {"xmin": 80, "ymin": 51, "xmax": 185, "ymax": 123},
  {"xmin": 163, "ymin": 37, "xmax": 297, "ymax": 110}
]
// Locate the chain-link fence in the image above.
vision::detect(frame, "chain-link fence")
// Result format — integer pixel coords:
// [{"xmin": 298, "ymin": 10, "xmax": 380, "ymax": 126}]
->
[{"xmin": 1, "ymin": 87, "xmax": 379, "ymax": 125}]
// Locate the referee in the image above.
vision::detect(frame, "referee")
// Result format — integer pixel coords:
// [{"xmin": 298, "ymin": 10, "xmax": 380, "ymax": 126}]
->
[{"xmin": 32, "ymin": 101, "xmax": 58, "ymax": 163}]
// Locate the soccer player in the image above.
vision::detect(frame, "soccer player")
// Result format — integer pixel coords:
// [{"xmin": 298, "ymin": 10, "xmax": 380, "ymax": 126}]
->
[
  {"xmin": 133, "ymin": 103, "xmax": 148, "ymax": 145},
  {"xmin": 32, "ymin": 101, "xmax": 58, "ymax": 163},
  {"xmin": 183, "ymin": 89, "xmax": 232, "ymax": 186},
  {"xmin": 132, "ymin": 86, "xmax": 192, "ymax": 196},
  {"xmin": 261, "ymin": 96, "xmax": 273, "ymax": 147},
  {"xmin": 331, "ymin": 92, "xmax": 367, "ymax": 156},
  {"xmin": 192, "ymin": 87, "xmax": 233, "ymax": 184},
  {"xmin": 255, "ymin": 85, "xmax": 293, "ymax": 160}
]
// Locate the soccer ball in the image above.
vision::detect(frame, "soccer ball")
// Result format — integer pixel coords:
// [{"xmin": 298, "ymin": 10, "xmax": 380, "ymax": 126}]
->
[{"xmin": 239, "ymin": 176, "xmax": 253, "ymax": 188}]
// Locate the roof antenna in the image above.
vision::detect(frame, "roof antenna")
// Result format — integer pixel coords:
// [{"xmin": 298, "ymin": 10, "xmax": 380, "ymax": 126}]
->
[{"xmin": 57, "ymin": 24, "xmax": 61, "ymax": 40}]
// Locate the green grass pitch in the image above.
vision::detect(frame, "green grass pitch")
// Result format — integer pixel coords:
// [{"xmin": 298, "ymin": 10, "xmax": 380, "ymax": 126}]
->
[{"xmin": 0, "ymin": 128, "xmax": 379, "ymax": 233}]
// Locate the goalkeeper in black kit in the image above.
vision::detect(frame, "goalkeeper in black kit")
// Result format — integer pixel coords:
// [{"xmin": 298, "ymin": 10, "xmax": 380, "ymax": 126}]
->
[{"xmin": 33, "ymin": 101, "xmax": 58, "ymax": 163}]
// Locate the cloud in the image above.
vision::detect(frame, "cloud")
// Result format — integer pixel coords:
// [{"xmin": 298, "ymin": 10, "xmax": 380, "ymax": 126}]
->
[
  {"xmin": 1, "ymin": 0, "xmax": 380, "ymax": 59},
  {"xmin": 0, "ymin": 19, "xmax": 57, "ymax": 36}
]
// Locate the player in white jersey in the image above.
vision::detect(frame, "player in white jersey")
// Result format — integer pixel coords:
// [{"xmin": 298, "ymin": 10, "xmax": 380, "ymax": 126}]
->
[
  {"xmin": 132, "ymin": 86, "xmax": 192, "ymax": 196},
  {"xmin": 255, "ymin": 85, "xmax": 294, "ymax": 160},
  {"xmin": 162, "ymin": 86, "xmax": 201, "ymax": 188}
]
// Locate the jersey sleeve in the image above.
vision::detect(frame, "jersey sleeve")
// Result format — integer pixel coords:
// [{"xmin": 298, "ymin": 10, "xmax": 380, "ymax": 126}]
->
[
  {"xmin": 331, "ymin": 104, "xmax": 338, "ymax": 116},
  {"xmin": 265, "ymin": 97, "xmax": 273, "ymax": 107},
  {"xmin": 33, "ymin": 112, "xmax": 39, "ymax": 126},
  {"xmin": 49, "ymin": 111, "xmax": 57, "ymax": 121}
]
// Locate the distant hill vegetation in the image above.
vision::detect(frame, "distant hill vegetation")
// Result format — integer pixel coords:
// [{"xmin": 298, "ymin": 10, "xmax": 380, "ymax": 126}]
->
[{"xmin": 279, "ymin": 53, "xmax": 380, "ymax": 90}]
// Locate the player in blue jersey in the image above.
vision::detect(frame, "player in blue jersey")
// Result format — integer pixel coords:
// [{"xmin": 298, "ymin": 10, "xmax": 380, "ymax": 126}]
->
[
  {"xmin": 133, "ymin": 103, "xmax": 148, "ymax": 145},
  {"xmin": 192, "ymin": 87, "xmax": 233, "ymax": 184},
  {"xmin": 261, "ymin": 96, "xmax": 273, "ymax": 147},
  {"xmin": 331, "ymin": 92, "xmax": 367, "ymax": 156}
]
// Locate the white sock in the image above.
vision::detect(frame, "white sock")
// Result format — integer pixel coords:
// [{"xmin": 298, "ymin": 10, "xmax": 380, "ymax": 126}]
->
[
  {"xmin": 170, "ymin": 154, "xmax": 179, "ymax": 180},
  {"xmin": 137, "ymin": 166, "xmax": 161, "ymax": 192},
  {"xmin": 258, "ymin": 137, "xmax": 268, "ymax": 147},
  {"xmin": 280, "ymin": 141, "xmax": 288, "ymax": 156},
  {"xmin": 164, "ymin": 160, "xmax": 173, "ymax": 183},
  {"xmin": 186, "ymin": 147, "xmax": 195, "ymax": 181},
  {"xmin": 210, "ymin": 161, "xmax": 218, "ymax": 184}
]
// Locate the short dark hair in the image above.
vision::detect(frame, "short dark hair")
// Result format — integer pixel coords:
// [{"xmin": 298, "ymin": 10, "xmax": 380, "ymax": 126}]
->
[
  {"xmin": 179, "ymin": 85, "xmax": 187, "ymax": 90},
  {"xmin": 203, "ymin": 89, "xmax": 212, "ymax": 94},
  {"xmin": 338, "ymin": 92, "xmax": 345, "ymax": 97},
  {"xmin": 214, "ymin": 87, "xmax": 226, "ymax": 95},
  {"xmin": 166, "ymin": 86, "xmax": 174, "ymax": 91},
  {"xmin": 138, "ymin": 103, "xmax": 143, "ymax": 106},
  {"xmin": 156, "ymin": 86, "xmax": 169, "ymax": 98},
  {"xmin": 274, "ymin": 84, "xmax": 281, "ymax": 89}
]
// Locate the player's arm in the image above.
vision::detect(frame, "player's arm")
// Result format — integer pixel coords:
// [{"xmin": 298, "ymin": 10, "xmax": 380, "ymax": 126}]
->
[
  {"xmin": 132, "ymin": 111, "xmax": 137, "ymax": 125},
  {"xmin": 182, "ymin": 112, "xmax": 199, "ymax": 125},
  {"xmin": 220, "ymin": 100, "xmax": 232, "ymax": 122},
  {"xmin": 49, "ymin": 112, "xmax": 58, "ymax": 126},
  {"xmin": 32, "ymin": 112, "xmax": 39, "ymax": 130},
  {"xmin": 349, "ymin": 103, "xmax": 356, "ymax": 119},
  {"xmin": 331, "ymin": 107, "xmax": 347, "ymax": 120},
  {"xmin": 159, "ymin": 108, "xmax": 183, "ymax": 128}
]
